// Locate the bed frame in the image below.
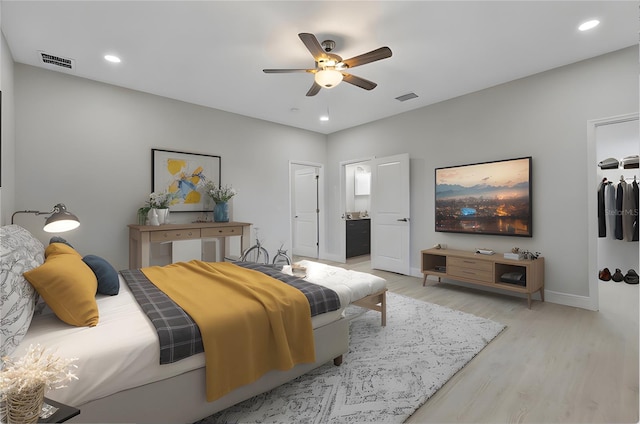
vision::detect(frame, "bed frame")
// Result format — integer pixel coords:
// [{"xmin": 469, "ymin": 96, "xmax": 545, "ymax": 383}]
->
[
  {"xmin": 69, "ymin": 291, "xmax": 388, "ymax": 423},
  {"xmin": 68, "ymin": 317, "xmax": 349, "ymax": 424}
]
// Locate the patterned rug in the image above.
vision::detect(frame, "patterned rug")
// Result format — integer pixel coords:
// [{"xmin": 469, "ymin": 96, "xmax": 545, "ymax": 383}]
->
[{"xmin": 196, "ymin": 292, "xmax": 505, "ymax": 424}]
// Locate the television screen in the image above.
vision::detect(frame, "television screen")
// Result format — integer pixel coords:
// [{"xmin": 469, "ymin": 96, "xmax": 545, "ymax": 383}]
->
[{"xmin": 435, "ymin": 156, "xmax": 532, "ymax": 237}]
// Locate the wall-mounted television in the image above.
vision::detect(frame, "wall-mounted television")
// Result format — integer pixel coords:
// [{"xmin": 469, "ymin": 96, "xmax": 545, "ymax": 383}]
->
[{"xmin": 435, "ymin": 156, "xmax": 532, "ymax": 237}]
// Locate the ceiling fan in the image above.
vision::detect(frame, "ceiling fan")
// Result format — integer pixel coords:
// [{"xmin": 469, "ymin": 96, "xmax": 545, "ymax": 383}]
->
[{"xmin": 263, "ymin": 33, "xmax": 392, "ymax": 97}]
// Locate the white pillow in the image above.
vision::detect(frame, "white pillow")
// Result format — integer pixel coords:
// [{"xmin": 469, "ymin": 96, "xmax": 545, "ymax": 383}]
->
[{"xmin": 0, "ymin": 225, "xmax": 45, "ymax": 357}]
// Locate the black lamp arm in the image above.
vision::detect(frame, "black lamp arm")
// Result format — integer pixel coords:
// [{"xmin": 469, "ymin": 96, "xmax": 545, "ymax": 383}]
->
[{"xmin": 11, "ymin": 207, "xmax": 58, "ymax": 224}]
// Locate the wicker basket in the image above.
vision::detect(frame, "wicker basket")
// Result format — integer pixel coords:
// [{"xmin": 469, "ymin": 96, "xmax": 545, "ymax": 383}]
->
[
  {"xmin": 4, "ymin": 384, "xmax": 45, "ymax": 424},
  {"xmin": 0, "ymin": 392, "xmax": 6, "ymax": 424}
]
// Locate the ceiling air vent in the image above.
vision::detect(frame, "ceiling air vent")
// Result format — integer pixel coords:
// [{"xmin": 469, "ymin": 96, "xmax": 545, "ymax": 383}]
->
[
  {"xmin": 38, "ymin": 51, "xmax": 75, "ymax": 70},
  {"xmin": 395, "ymin": 92, "xmax": 418, "ymax": 102}
]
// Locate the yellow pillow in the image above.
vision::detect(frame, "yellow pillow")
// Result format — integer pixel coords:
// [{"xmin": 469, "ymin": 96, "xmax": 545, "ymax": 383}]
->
[{"xmin": 24, "ymin": 243, "xmax": 99, "ymax": 327}]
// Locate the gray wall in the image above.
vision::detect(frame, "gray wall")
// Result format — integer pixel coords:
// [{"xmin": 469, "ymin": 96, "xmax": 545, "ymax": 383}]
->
[
  {"xmin": 11, "ymin": 63, "xmax": 326, "ymax": 270},
  {"xmin": 326, "ymin": 46, "xmax": 638, "ymax": 306},
  {"xmin": 1, "ymin": 31, "xmax": 16, "ymax": 224}
]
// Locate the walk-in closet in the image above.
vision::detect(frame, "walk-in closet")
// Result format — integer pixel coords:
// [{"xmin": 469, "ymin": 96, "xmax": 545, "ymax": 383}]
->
[{"xmin": 595, "ymin": 117, "xmax": 639, "ymax": 290}]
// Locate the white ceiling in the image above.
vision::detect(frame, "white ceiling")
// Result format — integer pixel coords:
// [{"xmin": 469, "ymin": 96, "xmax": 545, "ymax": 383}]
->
[{"xmin": 2, "ymin": 1, "xmax": 637, "ymax": 134}]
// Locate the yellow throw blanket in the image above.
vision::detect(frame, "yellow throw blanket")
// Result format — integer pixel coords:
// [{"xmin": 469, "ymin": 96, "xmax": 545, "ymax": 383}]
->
[{"xmin": 141, "ymin": 260, "xmax": 315, "ymax": 401}]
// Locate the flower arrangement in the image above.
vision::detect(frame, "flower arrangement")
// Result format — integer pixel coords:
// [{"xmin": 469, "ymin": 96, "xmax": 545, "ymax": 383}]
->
[
  {"xmin": 146, "ymin": 191, "xmax": 177, "ymax": 209},
  {"xmin": 511, "ymin": 247, "xmax": 541, "ymax": 260},
  {"xmin": 0, "ymin": 345, "xmax": 78, "ymax": 395},
  {"xmin": 201, "ymin": 179, "xmax": 237, "ymax": 203}
]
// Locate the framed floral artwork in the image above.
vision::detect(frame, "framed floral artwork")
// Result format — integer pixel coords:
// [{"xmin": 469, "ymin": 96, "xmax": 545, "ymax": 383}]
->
[{"xmin": 152, "ymin": 149, "xmax": 221, "ymax": 212}]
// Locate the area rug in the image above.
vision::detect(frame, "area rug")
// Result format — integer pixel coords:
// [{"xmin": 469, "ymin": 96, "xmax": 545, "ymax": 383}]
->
[{"xmin": 196, "ymin": 292, "xmax": 505, "ymax": 424}]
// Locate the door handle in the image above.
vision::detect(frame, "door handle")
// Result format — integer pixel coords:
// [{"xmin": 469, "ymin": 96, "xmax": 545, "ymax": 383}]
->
[{"xmin": 397, "ymin": 218, "xmax": 410, "ymax": 222}]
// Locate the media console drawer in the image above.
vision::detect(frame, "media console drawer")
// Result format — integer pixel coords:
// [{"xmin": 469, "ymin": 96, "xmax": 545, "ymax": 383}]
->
[
  {"xmin": 448, "ymin": 265, "xmax": 493, "ymax": 283},
  {"xmin": 421, "ymin": 248, "xmax": 545, "ymax": 308},
  {"xmin": 448, "ymin": 257, "xmax": 493, "ymax": 272}
]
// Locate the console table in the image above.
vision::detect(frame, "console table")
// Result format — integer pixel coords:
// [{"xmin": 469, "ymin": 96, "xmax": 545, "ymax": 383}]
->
[
  {"xmin": 128, "ymin": 222, "xmax": 251, "ymax": 268},
  {"xmin": 421, "ymin": 248, "xmax": 545, "ymax": 308}
]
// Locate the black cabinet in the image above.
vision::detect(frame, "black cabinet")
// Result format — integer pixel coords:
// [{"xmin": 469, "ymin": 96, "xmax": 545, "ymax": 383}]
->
[{"xmin": 346, "ymin": 219, "xmax": 370, "ymax": 258}]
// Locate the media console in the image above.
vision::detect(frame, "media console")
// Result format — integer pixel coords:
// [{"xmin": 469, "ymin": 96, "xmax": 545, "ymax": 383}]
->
[{"xmin": 421, "ymin": 248, "xmax": 545, "ymax": 308}]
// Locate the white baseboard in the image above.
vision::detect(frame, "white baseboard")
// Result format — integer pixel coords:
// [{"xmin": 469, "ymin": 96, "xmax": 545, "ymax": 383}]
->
[
  {"xmin": 544, "ymin": 290, "xmax": 597, "ymax": 311},
  {"xmin": 410, "ymin": 267, "xmax": 422, "ymax": 279},
  {"xmin": 346, "ymin": 264, "xmax": 597, "ymax": 311},
  {"xmin": 422, "ymin": 275, "xmax": 596, "ymax": 311}
]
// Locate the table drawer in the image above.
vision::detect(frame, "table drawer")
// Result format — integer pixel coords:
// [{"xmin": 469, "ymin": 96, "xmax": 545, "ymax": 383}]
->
[
  {"xmin": 448, "ymin": 266, "xmax": 493, "ymax": 283},
  {"xmin": 150, "ymin": 229, "xmax": 201, "ymax": 242},
  {"xmin": 448, "ymin": 256, "xmax": 493, "ymax": 272},
  {"xmin": 202, "ymin": 226, "xmax": 243, "ymax": 238}
]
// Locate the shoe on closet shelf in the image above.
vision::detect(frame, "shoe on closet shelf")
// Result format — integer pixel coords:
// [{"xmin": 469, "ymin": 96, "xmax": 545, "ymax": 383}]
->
[
  {"xmin": 598, "ymin": 268, "xmax": 612, "ymax": 281},
  {"xmin": 624, "ymin": 269, "xmax": 639, "ymax": 285},
  {"xmin": 611, "ymin": 268, "xmax": 625, "ymax": 282}
]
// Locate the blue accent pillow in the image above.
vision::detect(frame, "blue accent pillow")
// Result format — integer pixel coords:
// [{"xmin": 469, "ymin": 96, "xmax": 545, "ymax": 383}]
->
[
  {"xmin": 82, "ymin": 255, "xmax": 119, "ymax": 295},
  {"xmin": 49, "ymin": 236, "xmax": 74, "ymax": 248}
]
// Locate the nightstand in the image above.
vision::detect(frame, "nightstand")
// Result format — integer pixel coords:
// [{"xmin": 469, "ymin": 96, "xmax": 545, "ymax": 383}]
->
[{"xmin": 39, "ymin": 398, "xmax": 80, "ymax": 423}]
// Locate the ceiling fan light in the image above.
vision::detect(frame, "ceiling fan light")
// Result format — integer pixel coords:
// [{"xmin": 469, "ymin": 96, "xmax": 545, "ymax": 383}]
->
[{"xmin": 315, "ymin": 69, "xmax": 343, "ymax": 89}]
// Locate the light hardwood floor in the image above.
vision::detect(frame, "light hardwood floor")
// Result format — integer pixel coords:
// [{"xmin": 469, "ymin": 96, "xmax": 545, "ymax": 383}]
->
[{"xmin": 304, "ymin": 255, "xmax": 639, "ymax": 424}]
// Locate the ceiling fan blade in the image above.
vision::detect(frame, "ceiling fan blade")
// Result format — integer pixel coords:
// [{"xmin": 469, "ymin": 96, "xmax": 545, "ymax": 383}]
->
[
  {"xmin": 306, "ymin": 82, "xmax": 322, "ymax": 97},
  {"xmin": 342, "ymin": 73, "xmax": 377, "ymax": 90},
  {"xmin": 299, "ymin": 33, "xmax": 326, "ymax": 61},
  {"xmin": 342, "ymin": 47, "xmax": 392, "ymax": 68},
  {"xmin": 263, "ymin": 68, "xmax": 314, "ymax": 73}
]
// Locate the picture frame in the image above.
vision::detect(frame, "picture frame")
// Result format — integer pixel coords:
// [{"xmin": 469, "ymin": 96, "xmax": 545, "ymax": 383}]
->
[{"xmin": 152, "ymin": 149, "xmax": 221, "ymax": 212}]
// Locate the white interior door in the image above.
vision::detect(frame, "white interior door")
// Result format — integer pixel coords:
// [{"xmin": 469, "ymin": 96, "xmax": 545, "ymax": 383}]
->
[
  {"xmin": 293, "ymin": 167, "xmax": 319, "ymax": 258},
  {"xmin": 371, "ymin": 153, "xmax": 411, "ymax": 274}
]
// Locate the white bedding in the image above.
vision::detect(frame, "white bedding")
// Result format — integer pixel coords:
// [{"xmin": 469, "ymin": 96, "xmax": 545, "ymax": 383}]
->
[
  {"xmin": 283, "ymin": 260, "xmax": 388, "ymax": 309},
  {"xmin": 16, "ymin": 262, "xmax": 386, "ymax": 408},
  {"xmin": 17, "ymin": 277, "xmax": 203, "ymax": 407},
  {"xmin": 14, "ymin": 271, "xmax": 339, "ymax": 406}
]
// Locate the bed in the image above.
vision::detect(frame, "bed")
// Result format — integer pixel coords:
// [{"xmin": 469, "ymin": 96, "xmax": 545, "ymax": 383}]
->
[{"xmin": 0, "ymin": 225, "xmax": 387, "ymax": 424}]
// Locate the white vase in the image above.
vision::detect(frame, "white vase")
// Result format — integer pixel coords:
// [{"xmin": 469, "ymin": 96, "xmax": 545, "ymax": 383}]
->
[
  {"xmin": 156, "ymin": 208, "xmax": 169, "ymax": 225},
  {"xmin": 148, "ymin": 208, "xmax": 160, "ymax": 226}
]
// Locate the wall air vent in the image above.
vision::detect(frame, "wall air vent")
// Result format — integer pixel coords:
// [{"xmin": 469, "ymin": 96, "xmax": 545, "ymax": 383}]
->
[
  {"xmin": 395, "ymin": 92, "xmax": 418, "ymax": 102},
  {"xmin": 38, "ymin": 51, "xmax": 75, "ymax": 70}
]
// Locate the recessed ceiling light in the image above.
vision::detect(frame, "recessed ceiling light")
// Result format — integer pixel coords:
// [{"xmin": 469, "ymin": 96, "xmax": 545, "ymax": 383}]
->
[
  {"xmin": 320, "ymin": 115, "xmax": 329, "ymax": 122},
  {"xmin": 579, "ymin": 20, "xmax": 600, "ymax": 31},
  {"xmin": 104, "ymin": 54, "xmax": 121, "ymax": 63}
]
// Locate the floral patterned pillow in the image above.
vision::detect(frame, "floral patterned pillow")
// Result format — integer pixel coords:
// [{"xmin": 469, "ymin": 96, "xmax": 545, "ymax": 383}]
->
[{"xmin": 0, "ymin": 225, "xmax": 45, "ymax": 357}]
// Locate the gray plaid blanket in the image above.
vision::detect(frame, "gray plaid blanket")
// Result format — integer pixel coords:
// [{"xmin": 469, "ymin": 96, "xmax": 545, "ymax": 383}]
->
[
  {"xmin": 234, "ymin": 261, "xmax": 341, "ymax": 316},
  {"xmin": 120, "ymin": 269, "xmax": 204, "ymax": 364},
  {"xmin": 120, "ymin": 262, "xmax": 340, "ymax": 365}
]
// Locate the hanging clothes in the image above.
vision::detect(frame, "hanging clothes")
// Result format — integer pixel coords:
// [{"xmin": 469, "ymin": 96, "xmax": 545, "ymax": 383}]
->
[
  {"xmin": 615, "ymin": 180, "xmax": 625, "ymax": 240},
  {"xmin": 597, "ymin": 179, "xmax": 607, "ymax": 237},
  {"xmin": 622, "ymin": 179, "xmax": 635, "ymax": 241},
  {"xmin": 633, "ymin": 178, "xmax": 639, "ymax": 242},
  {"xmin": 605, "ymin": 182, "xmax": 617, "ymax": 239}
]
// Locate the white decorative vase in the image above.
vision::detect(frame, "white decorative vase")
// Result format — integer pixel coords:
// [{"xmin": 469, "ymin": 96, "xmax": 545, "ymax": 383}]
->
[
  {"xmin": 156, "ymin": 208, "xmax": 169, "ymax": 225},
  {"xmin": 148, "ymin": 208, "xmax": 160, "ymax": 226}
]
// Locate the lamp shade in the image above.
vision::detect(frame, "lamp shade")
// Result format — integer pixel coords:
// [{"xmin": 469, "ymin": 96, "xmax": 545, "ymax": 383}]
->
[
  {"xmin": 314, "ymin": 69, "xmax": 343, "ymax": 88},
  {"xmin": 43, "ymin": 204, "xmax": 80, "ymax": 233}
]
